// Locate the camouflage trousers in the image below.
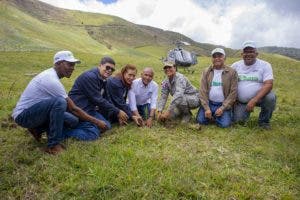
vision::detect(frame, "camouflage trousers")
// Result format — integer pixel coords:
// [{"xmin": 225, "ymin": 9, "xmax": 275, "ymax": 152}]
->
[{"xmin": 170, "ymin": 93, "xmax": 201, "ymax": 118}]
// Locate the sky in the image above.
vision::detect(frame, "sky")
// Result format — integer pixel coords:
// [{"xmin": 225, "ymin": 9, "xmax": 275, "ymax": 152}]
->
[{"xmin": 39, "ymin": 0, "xmax": 300, "ymax": 49}]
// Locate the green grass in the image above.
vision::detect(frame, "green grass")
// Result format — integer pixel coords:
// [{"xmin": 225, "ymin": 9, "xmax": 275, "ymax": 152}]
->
[
  {"xmin": 0, "ymin": 3, "xmax": 109, "ymax": 53},
  {"xmin": 0, "ymin": 51, "xmax": 299, "ymax": 199},
  {"xmin": 1, "ymin": 1, "xmax": 299, "ymax": 198}
]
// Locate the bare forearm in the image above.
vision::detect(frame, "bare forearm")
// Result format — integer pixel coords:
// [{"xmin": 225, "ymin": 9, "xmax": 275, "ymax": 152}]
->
[
  {"xmin": 252, "ymin": 82, "xmax": 273, "ymax": 102},
  {"xmin": 66, "ymin": 97, "xmax": 98, "ymax": 124},
  {"xmin": 71, "ymin": 107, "xmax": 98, "ymax": 124},
  {"xmin": 149, "ymin": 109, "xmax": 156, "ymax": 118}
]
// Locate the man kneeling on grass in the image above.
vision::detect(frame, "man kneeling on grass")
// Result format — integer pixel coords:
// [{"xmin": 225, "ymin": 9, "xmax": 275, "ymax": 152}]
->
[
  {"xmin": 12, "ymin": 51, "xmax": 108, "ymax": 155},
  {"xmin": 128, "ymin": 67, "xmax": 158, "ymax": 128},
  {"xmin": 66, "ymin": 56, "xmax": 128, "ymax": 140},
  {"xmin": 157, "ymin": 60, "xmax": 201, "ymax": 123},
  {"xmin": 197, "ymin": 48, "xmax": 238, "ymax": 128}
]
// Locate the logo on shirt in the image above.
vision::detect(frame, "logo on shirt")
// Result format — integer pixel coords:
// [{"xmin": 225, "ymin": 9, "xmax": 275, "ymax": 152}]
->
[
  {"xmin": 161, "ymin": 81, "xmax": 169, "ymax": 89},
  {"xmin": 211, "ymin": 81, "xmax": 222, "ymax": 86},
  {"xmin": 238, "ymin": 75, "xmax": 258, "ymax": 81}
]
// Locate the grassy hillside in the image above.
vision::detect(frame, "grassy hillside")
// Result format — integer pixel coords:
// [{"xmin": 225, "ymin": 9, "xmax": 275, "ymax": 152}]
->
[
  {"xmin": 0, "ymin": 50, "xmax": 299, "ymax": 199},
  {"xmin": 0, "ymin": 0, "xmax": 299, "ymax": 199},
  {"xmin": 1, "ymin": 0, "xmax": 241, "ymax": 57},
  {"xmin": 259, "ymin": 46, "xmax": 300, "ymax": 61}
]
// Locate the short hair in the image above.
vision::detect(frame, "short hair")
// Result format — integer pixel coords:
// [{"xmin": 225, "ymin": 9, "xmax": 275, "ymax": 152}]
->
[{"xmin": 100, "ymin": 56, "xmax": 115, "ymax": 65}]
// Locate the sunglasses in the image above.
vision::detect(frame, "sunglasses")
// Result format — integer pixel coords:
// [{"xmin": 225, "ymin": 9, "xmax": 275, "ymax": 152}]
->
[
  {"xmin": 163, "ymin": 65, "xmax": 173, "ymax": 70},
  {"xmin": 105, "ymin": 65, "xmax": 115, "ymax": 72}
]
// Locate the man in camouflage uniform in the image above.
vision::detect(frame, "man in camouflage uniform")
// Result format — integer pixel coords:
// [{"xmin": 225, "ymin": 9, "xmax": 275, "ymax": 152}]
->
[{"xmin": 157, "ymin": 61, "xmax": 200, "ymax": 123}]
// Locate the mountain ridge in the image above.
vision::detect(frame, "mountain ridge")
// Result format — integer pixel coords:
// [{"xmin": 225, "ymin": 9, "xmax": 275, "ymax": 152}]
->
[{"xmin": 1, "ymin": 0, "xmax": 299, "ymax": 60}]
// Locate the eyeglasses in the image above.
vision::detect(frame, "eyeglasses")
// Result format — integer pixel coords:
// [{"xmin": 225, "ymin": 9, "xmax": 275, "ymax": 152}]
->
[
  {"xmin": 163, "ymin": 66, "xmax": 172, "ymax": 70},
  {"xmin": 163, "ymin": 66, "xmax": 173, "ymax": 70},
  {"xmin": 105, "ymin": 65, "xmax": 115, "ymax": 72}
]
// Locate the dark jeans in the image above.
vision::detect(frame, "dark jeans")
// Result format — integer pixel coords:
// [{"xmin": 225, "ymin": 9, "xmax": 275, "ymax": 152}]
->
[
  {"xmin": 64, "ymin": 111, "xmax": 111, "ymax": 141},
  {"xmin": 15, "ymin": 97, "xmax": 74, "ymax": 147},
  {"xmin": 196, "ymin": 101, "xmax": 232, "ymax": 128},
  {"xmin": 137, "ymin": 103, "xmax": 151, "ymax": 120},
  {"xmin": 233, "ymin": 91, "xmax": 276, "ymax": 125}
]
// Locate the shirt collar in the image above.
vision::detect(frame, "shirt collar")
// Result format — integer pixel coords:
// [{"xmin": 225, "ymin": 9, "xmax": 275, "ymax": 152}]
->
[{"xmin": 138, "ymin": 78, "xmax": 151, "ymax": 88}]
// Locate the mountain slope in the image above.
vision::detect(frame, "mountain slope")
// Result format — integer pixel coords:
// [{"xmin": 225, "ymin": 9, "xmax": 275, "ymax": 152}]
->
[
  {"xmin": 1, "ymin": 0, "xmax": 299, "ymax": 60},
  {"xmin": 259, "ymin": 46, "xmax": 300, "ymax": 60},
  {"xmin": 0, "ymin": 0, "xmax": 110, "ymax": 53},
  {"xmin": 1, "ymin": 0, "xmax": 239, "ymax": 57}
]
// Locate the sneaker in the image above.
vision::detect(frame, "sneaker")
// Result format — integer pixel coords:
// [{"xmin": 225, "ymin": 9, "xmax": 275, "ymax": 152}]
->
[
  {"xmin": 27, "ymin": 128, "xmax": 42, "ymax": 142},
  {"xmin": 44, "ymin": 144, "xmax": 65, "ymax": 155}
]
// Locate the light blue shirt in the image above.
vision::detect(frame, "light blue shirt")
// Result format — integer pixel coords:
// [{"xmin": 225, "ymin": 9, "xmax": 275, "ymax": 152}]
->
[{"xmin": 128, "ymin": 78, "xmax": 158, "ymax": 111}]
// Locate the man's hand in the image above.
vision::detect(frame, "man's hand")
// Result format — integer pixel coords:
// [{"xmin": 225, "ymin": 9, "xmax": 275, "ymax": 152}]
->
[
  {"xmin": 205, "ymin": 109, "xmax": 212, "ymax": 119},
  {"xmin": 145, "ymin": 117, "xmax": 153, "ymax": 128},
  {"xmin": 118, "ymin": 118, "xmax": 128, "ymax": 126},
  {"xmin": 246, "ymin": 98, "xmax": 257, "ymax": 112},
  {"xmin": 132, "ymin": 115, "xmax": 143, "ymax": 126},
  {"xmin": 95, "ymin": 119, "xmax": 108, "ymax": 132},
  {"xmin": 158, "ymin": 111, "xmax": 170, "ymax": 122},
  {"xmin": 118, "ymin": 110, "xmax": 128, "ymax": 122},
  {"xmin": 215, "ymin": 108, "xmax": 223, "ymax": 117}
]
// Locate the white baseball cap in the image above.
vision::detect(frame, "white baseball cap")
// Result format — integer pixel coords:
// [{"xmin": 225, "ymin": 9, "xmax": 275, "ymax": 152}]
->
[
  {"xmin": 211, "ymin": 48, "xmax": 225, "ymax": 56},
  {"xmin": 53, "ymin": 50, "xmax": 80, "ymax": 64},
  {"xmin": 242, "ymin": 40, "xmax": 256, "ymax": 49}
]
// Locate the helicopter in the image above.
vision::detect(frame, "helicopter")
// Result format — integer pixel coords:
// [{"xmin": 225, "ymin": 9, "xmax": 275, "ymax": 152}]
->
[{"xmin": 162, "ymin": 41, "xmax": 198, "ymax": 73}]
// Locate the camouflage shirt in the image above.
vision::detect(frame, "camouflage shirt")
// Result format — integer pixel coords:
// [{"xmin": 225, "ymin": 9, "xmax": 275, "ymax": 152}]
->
[{"xmin": 157, "ymin": 72, "xmax": 199, "ymax": 111}]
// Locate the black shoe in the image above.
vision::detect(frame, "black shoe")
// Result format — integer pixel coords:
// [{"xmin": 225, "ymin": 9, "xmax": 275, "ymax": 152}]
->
[{"xmin": 259, "ymin": 123, "xmax": 271, "ymax": 130}]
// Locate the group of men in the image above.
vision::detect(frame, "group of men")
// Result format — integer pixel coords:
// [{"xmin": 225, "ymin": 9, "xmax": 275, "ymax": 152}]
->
[{"xmin": 12, "ymin": 40, "xmax": 276, "ymax": 155}]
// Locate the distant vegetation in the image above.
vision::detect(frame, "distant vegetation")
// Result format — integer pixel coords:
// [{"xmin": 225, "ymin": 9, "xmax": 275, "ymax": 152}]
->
[{"xmin": 259, "ymin": 46, "xmax": 300, "ymax": 60}]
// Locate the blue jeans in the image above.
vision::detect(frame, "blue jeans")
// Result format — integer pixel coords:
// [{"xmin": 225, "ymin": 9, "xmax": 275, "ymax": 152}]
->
[
  {"xmin": 233, "ymin": 91, "xmax": 276, "ymax": 125},
  {"xmin": 196, "ymin": 101, "xmax": 232, "ymax": 128},
  {"xmin": 137, "ymin": 103, "xmax": 151, "ymax": 120},
  {"xmin": 64, "ymin": 111, "xmax": 111, "ymax": 141},
  {"xmin": 15, "ymin": 97, "xmax": 71, "ymax": 147}
]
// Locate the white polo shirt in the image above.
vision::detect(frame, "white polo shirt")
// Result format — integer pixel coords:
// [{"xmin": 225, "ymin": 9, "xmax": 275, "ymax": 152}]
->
[{"xmin": 128, "ymin": 78, "xmax": 158, "ymax": 111}]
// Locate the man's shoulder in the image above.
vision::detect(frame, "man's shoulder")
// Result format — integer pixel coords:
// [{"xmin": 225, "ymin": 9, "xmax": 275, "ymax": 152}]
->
[
  {"xmin": 256, "ymin": 59, "xmax": 272, "ymax": 68},
  {"xmin": 79, "ymin": 67, "xmax": 98, "ymax": 79},
  {"xmin": 132, "ymin": 78, "xmax": 142, "ymax": 85},
  {"xmin": 224, "ymin": 65, "xmax": 236, "ymax": 72},
  {"xmin": 161, "ymin": 77, "xmax": 169, "ymax": 84},
  {"xmin": 35, "ymin": 68, "xmax": 59, "ymax": 83},
  {"xmin": 175, "ymin": 72, "xmax": 187, "ymax": 80},
  {"xmin": 150, "ymin": 80, "xmax": 158, "ymax": 88},
  {"xmin": 37, "ymin": 67, "xmax": 55, "ymax": 77},
  {"xmin": 231, "ymin": 60, "xmax": 244, "ymax": 68},
  {"xmin": 202, "ymin": 65, "xmax": 213, "ymax": 73}
]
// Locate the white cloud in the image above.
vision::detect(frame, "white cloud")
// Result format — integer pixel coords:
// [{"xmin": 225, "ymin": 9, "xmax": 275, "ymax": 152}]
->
[{"xmin": 39, "ymin": 0, "xmax": 300, "ymax": 48}]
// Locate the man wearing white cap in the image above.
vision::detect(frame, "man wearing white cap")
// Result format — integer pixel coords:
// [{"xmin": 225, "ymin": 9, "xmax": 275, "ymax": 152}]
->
[
  {"xmin": 231, "ymin": 41, "xmax": 276, "ymax": 129},
  {"xmin": 12, "ymin": 50, "xmax": 108, "ymax": 154},
  {"xmin": 196, "ymin": 48, "xmax": 238, "ymax": 127}
]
